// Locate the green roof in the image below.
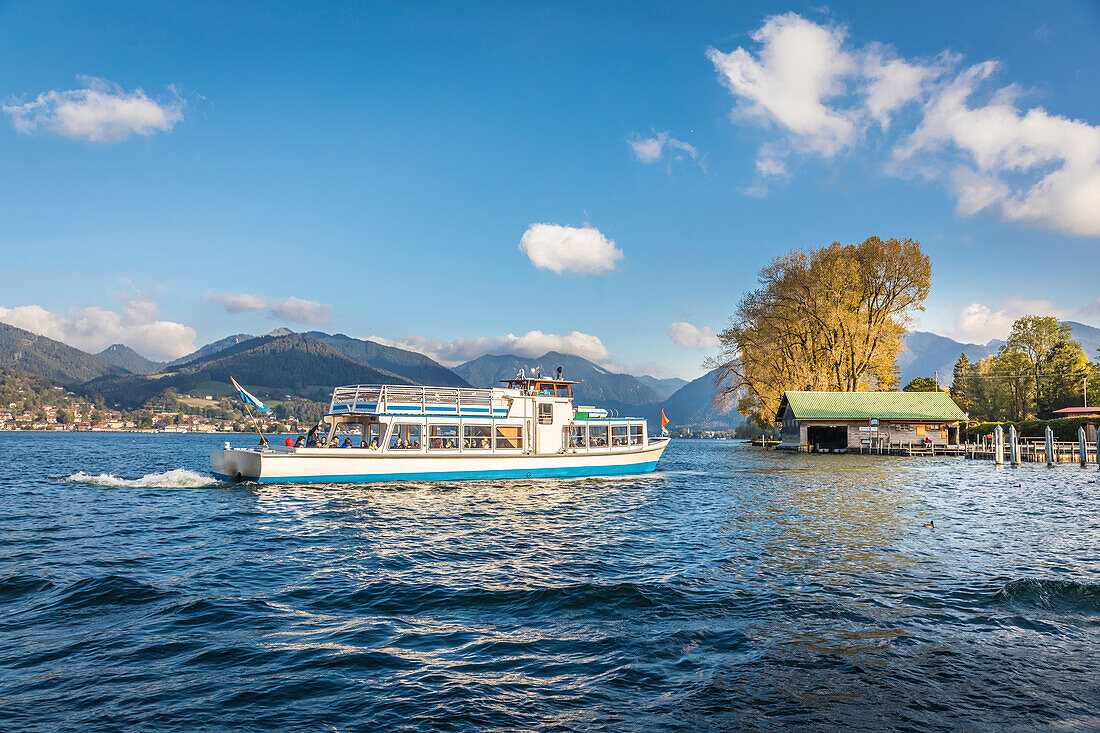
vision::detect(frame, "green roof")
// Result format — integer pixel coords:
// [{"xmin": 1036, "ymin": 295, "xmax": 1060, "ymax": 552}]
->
[{"xmin": 778, "ymin": 391, "xmax": 966, "ymax": 422}]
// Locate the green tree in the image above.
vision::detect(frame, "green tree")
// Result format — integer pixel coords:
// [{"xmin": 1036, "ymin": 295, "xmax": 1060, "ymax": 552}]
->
[
  {"xmin": 714, "ymin": 236, "xmax": 931, "ymax": 425},
  {"xmin": 950, "ymin": 353, "xmax": 972, "ymax": 412},
  {"xmin": 1002, "ymin": 316, "xmax": 1073, "ymax": 414},
  {"xmin": 57, "ymin": 410, "xmax": 74, "ymax": 424},
  {"xmin": 903, "ymin": 376, "xmax": 939, "ymax": 392},
  {"xmin": 1038, "ymin": 339, "xmax": 1091, "ymax": 416},
  {"xmin": 993, "ymin": 350, "xmax": 1034, "ymax": 421}
]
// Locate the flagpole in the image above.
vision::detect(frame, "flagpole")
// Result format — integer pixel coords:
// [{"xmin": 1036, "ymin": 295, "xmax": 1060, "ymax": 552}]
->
[{"xmin": 244, "ymin": 404, "xmax": 268, "ymax": 445}]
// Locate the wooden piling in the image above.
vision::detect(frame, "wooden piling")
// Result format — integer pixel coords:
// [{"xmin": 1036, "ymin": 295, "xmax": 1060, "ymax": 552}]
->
[
  {"xmin": 1080, "ymin": 427, "xmax": 1088, "ymax": 468},
  {"xmin": 1009, "ymin": 425, "xmax": 1020, "ymax": 467},
  {"xmin": 1045, "ymin": 426, "xmax": 1055, "ymax": 466},
  {"xmin": 994, "ymin": 425, "xmax": 1004, "ymax": 466}
]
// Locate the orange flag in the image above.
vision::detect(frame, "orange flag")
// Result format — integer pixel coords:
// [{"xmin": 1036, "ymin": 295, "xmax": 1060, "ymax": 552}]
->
[{"xmin": 660, "ymin": 409, "xmax": 670, "ymax": 436}]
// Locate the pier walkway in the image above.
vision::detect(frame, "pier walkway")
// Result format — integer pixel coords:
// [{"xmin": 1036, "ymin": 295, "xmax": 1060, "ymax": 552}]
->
[{"xmin": 856, "ymin": 440, "xmax": 1098, "ymax": 463}]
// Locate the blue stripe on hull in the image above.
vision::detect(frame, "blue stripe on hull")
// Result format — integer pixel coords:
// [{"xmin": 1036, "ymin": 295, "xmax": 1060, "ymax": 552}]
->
[{"xmin": 245, "ymin": 460, "xmax": 660, "ymax": 484}]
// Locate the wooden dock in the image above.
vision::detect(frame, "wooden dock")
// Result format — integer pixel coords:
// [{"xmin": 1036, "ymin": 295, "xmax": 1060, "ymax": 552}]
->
[{"xmin": 858, "ymin": 440, "xmax": 1098, "ymax": 463}]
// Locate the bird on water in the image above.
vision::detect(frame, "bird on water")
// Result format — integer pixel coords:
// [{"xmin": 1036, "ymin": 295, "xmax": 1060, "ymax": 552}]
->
[{"xmin": 923, "ymin": 520, "xmax": 935, "ymax": 529}]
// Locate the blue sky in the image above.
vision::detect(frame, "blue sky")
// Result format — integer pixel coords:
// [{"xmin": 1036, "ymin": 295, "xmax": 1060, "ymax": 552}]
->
[{"xmin": 1, "ymin": 1, "xmax": 1098, "ymax": 377}]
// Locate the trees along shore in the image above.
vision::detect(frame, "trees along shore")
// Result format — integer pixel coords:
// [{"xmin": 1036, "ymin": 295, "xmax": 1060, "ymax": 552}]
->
[
  {"xmin": 950, "ymin": 316, "xmax": 1099, "ymax": 422},
  {"xmin": 711, "ymin": 236, "xmax": 1098, "ymax": 429}
]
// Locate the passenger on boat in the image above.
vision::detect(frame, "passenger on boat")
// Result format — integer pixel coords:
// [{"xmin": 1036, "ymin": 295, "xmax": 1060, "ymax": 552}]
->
[
  {"xmin": 306, "ymin": 425, "xmax": 320, "ymax": 447},
  {"xmin": 370, "ymin": 438, "xmax": 380, "ymax": 450},
  {"xmin": 341, "ymin": 437, "xmax": 353, "ymax": 448},
  {"xmin": 285, "ymin": 437, "xmax": 294, "ymax": 447},
  {"xmin": 295, "ymin": 436, "xmax": 305, "ymax": 447}
]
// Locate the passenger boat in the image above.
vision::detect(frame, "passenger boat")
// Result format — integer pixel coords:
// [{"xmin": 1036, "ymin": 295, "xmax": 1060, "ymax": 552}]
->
[{"xmin": 210, "ymin": 374, "xmax": 669, "ymax": 483}]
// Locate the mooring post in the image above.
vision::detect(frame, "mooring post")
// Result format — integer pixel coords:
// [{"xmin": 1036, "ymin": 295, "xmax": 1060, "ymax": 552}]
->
[
  {"xmin": 1009, "ymin": 425, "xmax": 1020, "ymax": 467},
  {"xmin": 1079, "ymin": 427, "xmax": 1088, "ymax": 468},
  {"xmin": 1045, "ymin": 426, "xmax": 1055, "ymax": 466},
  {"xmin": 1096, "ymin": 429, "xmax": 1100, "ymax": 470},
  {"xmin": 994, "ymin": 425, "xmax": 1004, "ymax": 466}
]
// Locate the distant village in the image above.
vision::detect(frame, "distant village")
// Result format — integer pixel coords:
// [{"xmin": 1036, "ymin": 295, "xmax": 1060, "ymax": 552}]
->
[{"xmin": 0, "ymin": 372, "xmax": 315, "ymax": 434}]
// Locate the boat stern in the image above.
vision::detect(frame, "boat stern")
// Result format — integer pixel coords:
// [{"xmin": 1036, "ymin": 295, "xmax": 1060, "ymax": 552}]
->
[{"xmin": 210, "ymin": 444, "xmax": 263, "ymax": 482}]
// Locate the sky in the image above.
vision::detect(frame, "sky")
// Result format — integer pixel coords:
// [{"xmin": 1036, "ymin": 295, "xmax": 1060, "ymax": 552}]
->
[{"xmin": 1, "ymin": 0, "xmax": 1098, "ymax": 378}]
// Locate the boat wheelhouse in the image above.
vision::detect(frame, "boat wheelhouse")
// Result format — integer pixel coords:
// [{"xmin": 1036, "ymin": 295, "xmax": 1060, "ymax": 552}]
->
[{"xmin": 211, "ymin": 375, "xmax": 669, "ymax": 483}]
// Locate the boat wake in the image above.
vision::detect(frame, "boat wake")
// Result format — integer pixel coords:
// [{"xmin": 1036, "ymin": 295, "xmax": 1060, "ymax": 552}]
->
[{"xmin": 63, "ymin": 469, "xmax": 220, "ymax": 488}]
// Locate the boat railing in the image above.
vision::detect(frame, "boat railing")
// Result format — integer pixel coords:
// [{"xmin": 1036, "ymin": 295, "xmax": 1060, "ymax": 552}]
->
[{"xmin": 330, "ymin": 384, "xmax": 502, "ymax": 416}]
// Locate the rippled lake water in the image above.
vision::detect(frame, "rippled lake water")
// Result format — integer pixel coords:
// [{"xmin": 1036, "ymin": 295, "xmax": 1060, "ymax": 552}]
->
[{"xmin": 1, "ymin": 432, "xmax": 1098, "ymax": 731}]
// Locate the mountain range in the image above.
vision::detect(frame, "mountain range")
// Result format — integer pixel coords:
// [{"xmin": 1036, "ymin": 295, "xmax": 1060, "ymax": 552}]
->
[
  {"xmin": 898, "ymin": 321, "xmax": 1100, "ymax": 386},
  {"xmin": 2, "ymin": 319, "xmax": 1098, "ymax": 428},
  {"xmin": 97, "ymin": 344, "xmax": 164, "ymax": 375}
]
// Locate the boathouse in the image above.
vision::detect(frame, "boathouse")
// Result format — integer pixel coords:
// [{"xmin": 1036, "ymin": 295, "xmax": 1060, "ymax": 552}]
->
[{"xmin": 776, "ymin": 391, "xmax": 967, "ymax": 453}]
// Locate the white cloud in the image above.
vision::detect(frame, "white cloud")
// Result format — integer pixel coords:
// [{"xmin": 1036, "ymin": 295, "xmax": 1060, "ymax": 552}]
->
[
  {"xmin": 518, "ymin": 224, "xmax": 623, "ymax": 275},
  {"xmin": 943, "ymin": 298, "xmax": 1065, "ymax": 343},
  {"xmin": 708, "ymin": 13, "xmax": 1100, "ymax": 238},
  {"xmin": 205, "ymin": 292, "xmax": 333, "ymax": 324},
  {"xmin": 862, "ymin": 45, "xmax": 943, "ymax": 130},
  {"xmin": 756, "ymin": 154, "xmax": 787, "ymax": 177},
  {"xmin": 268, "ymin": 296, "xmax": 333, "ymax": 324},
  {"xmin": 667, "ymin": 322, "xmax": 720, "ymax": 350},
  {"xmin": 629, "ymin": 131, "xmax": 698, "ymax": 164},
  {"xmin": 707, "ymin": 13, "xmax": 858, "ymax": 157},
  {"xmin": 368, "ymin": 330, "xmax": 613, "ymax": 367},
  {"xmin": 895, "ymin": 61, "xmax": 1100, "ymax": 237},
  {"xmin": 0, "ymin": 301, "xmax": 196, "ymax": 360},
  {"xmin": 4, "ymin": 76, "xmax": 184, "ymax": 143}
]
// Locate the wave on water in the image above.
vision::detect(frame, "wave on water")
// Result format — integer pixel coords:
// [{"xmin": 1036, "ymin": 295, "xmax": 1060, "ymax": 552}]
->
[
  {"xmin": 63, "ymin": 468, "xmax": 219, "ymax": 488},
  {"xmin": 993, "ymin": 578, "xmax": 1100, "ymax": 613}
]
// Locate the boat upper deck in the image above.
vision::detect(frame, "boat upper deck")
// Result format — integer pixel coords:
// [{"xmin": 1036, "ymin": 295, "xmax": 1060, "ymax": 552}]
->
[{"xmin": 330, "ymin": 384, "xmax": 512, "ymax": 418}]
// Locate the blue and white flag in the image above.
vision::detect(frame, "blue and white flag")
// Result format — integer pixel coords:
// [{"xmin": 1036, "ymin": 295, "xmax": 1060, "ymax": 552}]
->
[{"xmin": 230, "ymin": 376, "xmax": 269, "ymax": 412}]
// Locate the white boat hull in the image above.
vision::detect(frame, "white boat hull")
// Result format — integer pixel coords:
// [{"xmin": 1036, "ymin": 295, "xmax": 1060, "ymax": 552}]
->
[{"xmin": 211, "ymin": 439, "xmax": 669, "ymax": 484}]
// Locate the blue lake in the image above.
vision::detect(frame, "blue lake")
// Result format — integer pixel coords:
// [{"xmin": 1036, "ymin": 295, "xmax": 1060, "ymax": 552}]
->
[{"xmin": 1, "ymin": 433, "xmax": 1098, "ymax": 730}]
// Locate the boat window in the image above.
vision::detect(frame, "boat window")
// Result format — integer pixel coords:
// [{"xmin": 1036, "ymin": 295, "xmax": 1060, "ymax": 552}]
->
[
  {"xmin": 589, "ymin": 424, "xmax": 608, "ymax": 447},
  {"xmin": 556, "ymin": 384, "xmax": 570, "ymax": 398},
  {"xmin": 495, "ymin": 425, "xmax": 523, "ymax": 450},
  {"xmin": 568, "ymin": 425, "xmax": 587, "ymax": 448},
  {"xmin": 537, "ymin": 383, "xmax": 554, "ymax": 396},
  {"xmin": 388, "ymin": 423, "xmax": 422, "ymax": 450},
  {"xmin": 363, "ymin": 423, "xmax": 382, "ymax": 448},
  {"xmin": 630, "ymin": 424, "xmax": 644, "ymax": 446},
  {"xmin": 612, "ymin": 425, "xmax": 629, "ymax": 447},
  {"xmin": 464, "ymin": 424, "xmax": 492, "ymax": 449},
  {"xmin": 538, "ymin": 403, "xmax": 553, "ymax": 425},
  {"xmin": 429, "ymin": 424, "xmax": 459, "ymax": 450}
]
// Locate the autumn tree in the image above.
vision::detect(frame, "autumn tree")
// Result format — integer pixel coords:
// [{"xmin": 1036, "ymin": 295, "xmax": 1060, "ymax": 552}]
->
[{"xmin": 713, "ymin": 236, "xmax": 931, "ymax": 425}]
